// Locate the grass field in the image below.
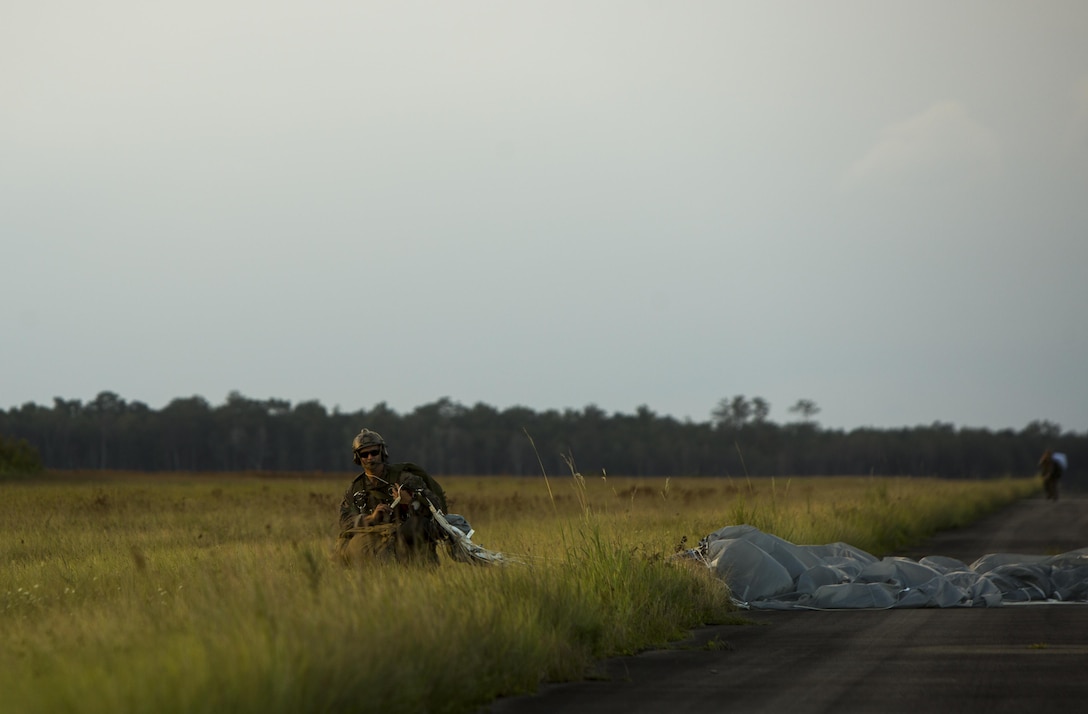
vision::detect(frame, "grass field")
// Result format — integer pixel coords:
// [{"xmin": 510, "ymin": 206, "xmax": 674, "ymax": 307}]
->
[{"xmin": 1, "ymin": 471, "xmax": 1038, "ymax": 713}]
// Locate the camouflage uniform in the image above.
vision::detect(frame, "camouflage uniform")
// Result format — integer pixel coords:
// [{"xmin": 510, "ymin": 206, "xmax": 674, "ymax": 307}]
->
[{"xmin": 336, "ymin": 431, "xmax": 449, "ymax": 565}]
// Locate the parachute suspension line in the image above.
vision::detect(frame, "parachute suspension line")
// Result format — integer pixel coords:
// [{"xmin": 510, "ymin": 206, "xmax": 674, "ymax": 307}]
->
[{"xmin": 424, "ymin": 498, "xmax": 522, "ymax": 566}]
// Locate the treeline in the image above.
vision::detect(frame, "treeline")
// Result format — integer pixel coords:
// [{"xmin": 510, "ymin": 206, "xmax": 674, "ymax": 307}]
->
[{"xmin": 0, "ymin": 391, "xmax": 1082, "ymax": 481}]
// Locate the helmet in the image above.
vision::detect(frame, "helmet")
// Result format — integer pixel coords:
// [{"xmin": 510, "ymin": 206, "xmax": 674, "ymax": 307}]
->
[{"xmin": 352, "ymin": 428, "xmax": 388, "ymax": 465}]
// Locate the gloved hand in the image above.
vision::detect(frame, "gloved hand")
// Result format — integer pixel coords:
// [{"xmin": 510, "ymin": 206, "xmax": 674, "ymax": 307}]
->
[
  {"xmin": 395, "ymin": 484, "xmax": 414, "ymax": 503},
  {"xmin": 363, "ymin": 503, "xmax": 392, "ymax": 526}
]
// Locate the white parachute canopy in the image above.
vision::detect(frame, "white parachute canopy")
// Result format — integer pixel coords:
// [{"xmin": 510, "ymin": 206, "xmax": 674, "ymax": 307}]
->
[
  {"xmin": 427, "ymin": 501, "xmax": 514, "ymax": 566},
  {"xmin": 678, "ymin": 525, "xmax": 1088, "ymax": 610}
]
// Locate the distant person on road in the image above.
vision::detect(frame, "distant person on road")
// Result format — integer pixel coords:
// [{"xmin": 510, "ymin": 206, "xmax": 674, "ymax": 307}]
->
[
  {"xmin": 335, "ymin": 428, "xmax": 449, "ymax": 565},
  {"xmin": 1038, "ymin": 449, "xmax": 1066, "ymax": 501}
]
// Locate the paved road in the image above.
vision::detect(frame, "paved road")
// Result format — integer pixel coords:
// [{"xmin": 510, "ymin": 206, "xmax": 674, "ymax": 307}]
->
[{"xmin": 485, "ymin": 494, "xmax": 1088, "ymax": 714}]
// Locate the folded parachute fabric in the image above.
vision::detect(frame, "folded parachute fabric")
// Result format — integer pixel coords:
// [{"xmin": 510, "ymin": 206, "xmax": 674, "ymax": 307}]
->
[{"xmin": 677, "ymin": 525, "xmax": 1088, "ymax": 610}]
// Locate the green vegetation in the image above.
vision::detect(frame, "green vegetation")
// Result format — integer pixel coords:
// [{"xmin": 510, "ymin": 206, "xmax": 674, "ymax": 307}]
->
[
  {"xmin": 0, "ymin": 433, "xmax": 43, "ymax": 477},
  {"xmin": 2, "ymin": 390, "xmax": 1080, "ymax": 477},
  {"xmin": 1, "ymin": 472, "xmax": 1037, "ymax": 714}
]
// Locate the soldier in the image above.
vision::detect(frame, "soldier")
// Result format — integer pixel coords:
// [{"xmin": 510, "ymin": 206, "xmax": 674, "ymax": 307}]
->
[
  {"xmin": 1038, "ymin": 449, "xmax": 1065, "ymax": 501},
  {"xmin": 336, "ymin": 428, "xmax": 449, "ymax": 565}
]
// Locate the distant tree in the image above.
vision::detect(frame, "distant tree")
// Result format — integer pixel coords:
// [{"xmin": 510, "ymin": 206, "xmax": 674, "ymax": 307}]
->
[
  {"xmin": 87, "ymin": 390, "xmax": 126, "ymax": 469},
  {"xmin": 1023, "ymin": 420, "xmax": 1062, "ymax": 439},
  {"xmin": 161, "ymin": 396, "xmax": 213, "ymax": 470},
  {"xmin": 751, "ymin": 397, "xmax": 771, "ymax": 424},
  {"xmin": 730, "ymin": 396, "xmax": 752, "ymax": 426},
  {"xmin": 788, "ymin": 399, "xmax": 821, "ymax": 423},
  {"xmin": 712, "ymin": 395, "xmax": 752, "ymax": 428},
  {"xmin": 219, "ymin": 391, "xmax": 271, "ymax": 470},
  {"xmin": 288, "ymin": 400, "xmax": 333, "ymax": 470}
]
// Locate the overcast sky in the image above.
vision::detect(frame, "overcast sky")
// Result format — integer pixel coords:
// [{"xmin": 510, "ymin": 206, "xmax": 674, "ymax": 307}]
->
[{"xmin": 3, "ymin": 1, "xmax": 1087, "ymax": 432}]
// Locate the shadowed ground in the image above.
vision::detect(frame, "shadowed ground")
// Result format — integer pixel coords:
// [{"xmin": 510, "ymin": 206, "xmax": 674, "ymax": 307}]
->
[{"xmin": 484, "ymin": 493, "xmax": 1088, "ymax": 714}]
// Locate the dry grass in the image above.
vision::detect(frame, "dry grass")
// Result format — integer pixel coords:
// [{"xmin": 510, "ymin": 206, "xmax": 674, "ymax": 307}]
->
[{"xmin": 0, "ymin": 471, "xmax": 1038, "ymax": 714}]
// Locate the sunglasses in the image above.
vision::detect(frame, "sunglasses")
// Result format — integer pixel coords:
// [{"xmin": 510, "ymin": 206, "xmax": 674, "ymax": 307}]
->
[{"xmin": 358, "ymin": 449, "xmax": 381, "ymax": 459}]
